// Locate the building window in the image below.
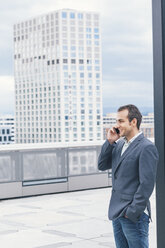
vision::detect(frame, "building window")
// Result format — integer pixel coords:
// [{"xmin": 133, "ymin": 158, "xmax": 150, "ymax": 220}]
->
[
  {"xmin": 80, "ymin": 73, "xmax": 84, "ymax": 78},
  {"xmin": 79, "ymin": 59, "xmax": 84, "ymax": 64},
  {"xmin": 86, "ymin": 40, "xmax": 91, "ymax": 45},
  {"xmin": 70, "ymin": 13, "xmax": 75, "ymax": 19},
  {"xmin": 71, "ymin": 46, "xmax": 76, "ymax": 51},
  {"xmin": 86, "ymin": 28, "xmax": 91, "ymax": 32},
  {"xmin": 63, "ymin": 52, "xmax": 68, "ymax": 57},
  {"xmin": 63, "ymin": 65, "xmax": 68, "ymax": 70},
  {"xmin": 64, "ymin": 72, "xmax": 68, "ymax": 78},
  {"xmin": 78, "ymin": 13, "xmax": 83, "ymax": 19},
  {"xmin": 95, "ymin": 41, "xmax": 99, "ymax": 46},
  {"xmin": 63, "ymin": 59, "xmax": 68, "ymax": 63},
  {"xmin": 79, "ymin": 66, "xmax": 84, "ymax": 71},
  {"xmin": 86, "ymin": 34, "xmax": 91, "ymax": 39},
  {"xmin": 63, "ymin": 45, "xmax": 68, "ymax": 50},
  {"xmin": 94, "ymin": 28, "xmax": 99, "ymax": 33},
  {"xmin": 87, "ymin": 59, "xmax": 91, "ymax": 64},
  {"xmin": 62, "ymin": 12, "xmax": 67, "ymax": 18},
  {"xmin": 72, "ymin": 72, "xmax": 76, "ymax": 78},
  {"xmin": 71, "ymin": 59, "xmax": 76, "ymax": 64},
  {"xmin": 94, "ymin": 34, "xmax": 99, "ymax": 39}
]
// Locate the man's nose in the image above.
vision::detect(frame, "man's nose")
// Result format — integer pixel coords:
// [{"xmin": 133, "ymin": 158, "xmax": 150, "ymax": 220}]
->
[{"xmin": 116, "ymin": 122, "xmax": 120, "ymax": 128}]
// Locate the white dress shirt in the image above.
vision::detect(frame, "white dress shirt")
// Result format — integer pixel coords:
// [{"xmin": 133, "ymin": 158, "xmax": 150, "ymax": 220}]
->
[{"xmin": 121, "ymin": 131, "xmax": 142, "ymax": 156}]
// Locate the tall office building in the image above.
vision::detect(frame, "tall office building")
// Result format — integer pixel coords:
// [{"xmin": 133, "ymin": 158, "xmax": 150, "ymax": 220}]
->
[{"xmin": 14, "ymin": 9, "xmax": 103, "ymax": 143}]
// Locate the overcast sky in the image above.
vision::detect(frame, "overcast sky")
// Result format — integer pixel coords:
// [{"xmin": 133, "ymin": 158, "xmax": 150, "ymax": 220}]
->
[{"xmin": 0, "ymin": 0, "xmax": 153, "ymax": 115}]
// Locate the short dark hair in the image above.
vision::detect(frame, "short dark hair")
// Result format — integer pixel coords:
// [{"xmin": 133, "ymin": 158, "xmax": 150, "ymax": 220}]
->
[{"xmin": 117, "ymin": 104, "xmax": 142, "ymax": 129}]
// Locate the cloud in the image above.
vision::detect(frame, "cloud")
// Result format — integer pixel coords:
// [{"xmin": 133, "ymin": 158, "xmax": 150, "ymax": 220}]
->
[
  {"xmin": 101, "ymin": 0, "xmax": 153, "ymax": 83},
  {"xmin": 102, "ymin": 78, "xmax": 153, "ymax": 111}
]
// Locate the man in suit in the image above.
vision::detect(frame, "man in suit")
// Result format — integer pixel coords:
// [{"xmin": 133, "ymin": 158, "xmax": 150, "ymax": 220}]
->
[{"xmin": 98, "ymin": 104, "xmax": 159, "ymax": 248}]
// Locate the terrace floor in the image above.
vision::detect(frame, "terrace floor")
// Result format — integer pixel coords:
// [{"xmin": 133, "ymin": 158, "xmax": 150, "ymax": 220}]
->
[{"xmin": 0, "ymin": 187, "xmax": 156, "ymax": 248}]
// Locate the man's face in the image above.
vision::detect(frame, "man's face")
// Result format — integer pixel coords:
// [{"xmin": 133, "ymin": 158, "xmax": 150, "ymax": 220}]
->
[{"xmin": 116, "ymin": 109, "xmax": 133, "ymax": 138}]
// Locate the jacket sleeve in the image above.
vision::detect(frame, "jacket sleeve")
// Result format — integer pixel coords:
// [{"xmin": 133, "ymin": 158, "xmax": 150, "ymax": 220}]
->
[
  {"xmin": 98, "ymin": 139, "xmax": 116, "ymax": 171},
  {"xmin": 125, "ymin": 144, "xmax": 159, "ymax": 223}
]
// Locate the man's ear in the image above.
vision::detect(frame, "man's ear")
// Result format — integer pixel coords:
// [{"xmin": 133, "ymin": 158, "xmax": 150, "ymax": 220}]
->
[{"xmin": 131, "ymin": 118, "xmax": 137, "ymax": 127}]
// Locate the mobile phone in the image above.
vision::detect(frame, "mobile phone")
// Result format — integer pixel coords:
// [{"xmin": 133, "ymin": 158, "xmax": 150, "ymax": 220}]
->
[{"xmin": 114, "ymin": 128, "xmax": 120, "ymax": 134}]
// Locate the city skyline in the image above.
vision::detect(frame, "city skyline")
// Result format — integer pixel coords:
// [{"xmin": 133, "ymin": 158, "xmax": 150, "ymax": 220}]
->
[{"xmin": 0, "ymin": 0, "xmax": 153, "ymax": 115}]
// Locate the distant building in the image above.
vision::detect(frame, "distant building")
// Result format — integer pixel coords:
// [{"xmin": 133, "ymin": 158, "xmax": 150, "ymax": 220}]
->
[
  {"xmin": 103, "ymin": 113, "xmax": 117, "ymax": 139},
  {"xmin": 14, "ymin": 9, "xmax": 103, "ymax": 143},
  {"xmin": 140, "ymin": 113, "xmax": 154, "ymax": 139},
  {"xmin": 103, "ymin": 113, "xmax": 154, "ymax": 139},
  {"xmin": 0, "ymin": 116, "xmax": 15, "ymax": 144}
]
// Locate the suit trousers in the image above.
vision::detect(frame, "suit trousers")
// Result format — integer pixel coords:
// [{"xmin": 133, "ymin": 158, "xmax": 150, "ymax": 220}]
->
[{"xmin": 112, "ymin": 212, "xmax": 149, "ymax": 248}]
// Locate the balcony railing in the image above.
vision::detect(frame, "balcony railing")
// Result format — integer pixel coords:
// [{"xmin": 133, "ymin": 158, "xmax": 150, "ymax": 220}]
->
[{"xmin": 0, "ymin": 141, "xmax": 112, "ymax": 199}]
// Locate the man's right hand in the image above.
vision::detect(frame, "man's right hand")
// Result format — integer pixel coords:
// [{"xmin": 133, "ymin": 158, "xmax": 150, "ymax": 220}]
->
[{"xmin": 107, "ymin": 127, "xmax": 120, "ymax": 144}]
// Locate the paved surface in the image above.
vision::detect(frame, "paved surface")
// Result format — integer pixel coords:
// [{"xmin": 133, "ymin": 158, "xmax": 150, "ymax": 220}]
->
[{"xmin": 0, "ymin": 187, "xmax": 156, "ymax": 248}]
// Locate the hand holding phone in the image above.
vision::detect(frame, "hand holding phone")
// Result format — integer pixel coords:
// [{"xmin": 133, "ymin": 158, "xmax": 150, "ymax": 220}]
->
[{"xmin": 107, "ymin": 127, "xmax": 120, "ymax": 144}]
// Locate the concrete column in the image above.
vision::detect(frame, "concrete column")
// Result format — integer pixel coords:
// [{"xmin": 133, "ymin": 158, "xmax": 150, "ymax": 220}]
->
[{"xmin": 152, "ymin": 0, "xmax": 165, "ymax": 247}]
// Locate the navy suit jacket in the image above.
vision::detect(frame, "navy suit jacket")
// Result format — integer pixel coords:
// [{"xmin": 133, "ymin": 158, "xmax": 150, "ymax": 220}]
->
[{"xmin": 98, "ymin": 133, "xmax": 159, "ymax": 223}]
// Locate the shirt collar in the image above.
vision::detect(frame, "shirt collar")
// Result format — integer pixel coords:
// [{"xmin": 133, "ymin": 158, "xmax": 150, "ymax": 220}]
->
[{"xmin": 124, "ymin": 131, "xmax": 142, "ymax": 144}]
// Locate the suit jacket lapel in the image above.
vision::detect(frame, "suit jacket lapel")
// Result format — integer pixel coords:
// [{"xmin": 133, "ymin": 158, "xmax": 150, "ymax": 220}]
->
[
  {"xmin": 116, "ymin": 138, "xmax": 125, "ymax": 160},
  {"xmin": 114, "ymin": 133, "xmax": 144, "ymax": 174},
  {"xmin": 112, "ymin": 139, "xmax": 124, "ymax": 172}
]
